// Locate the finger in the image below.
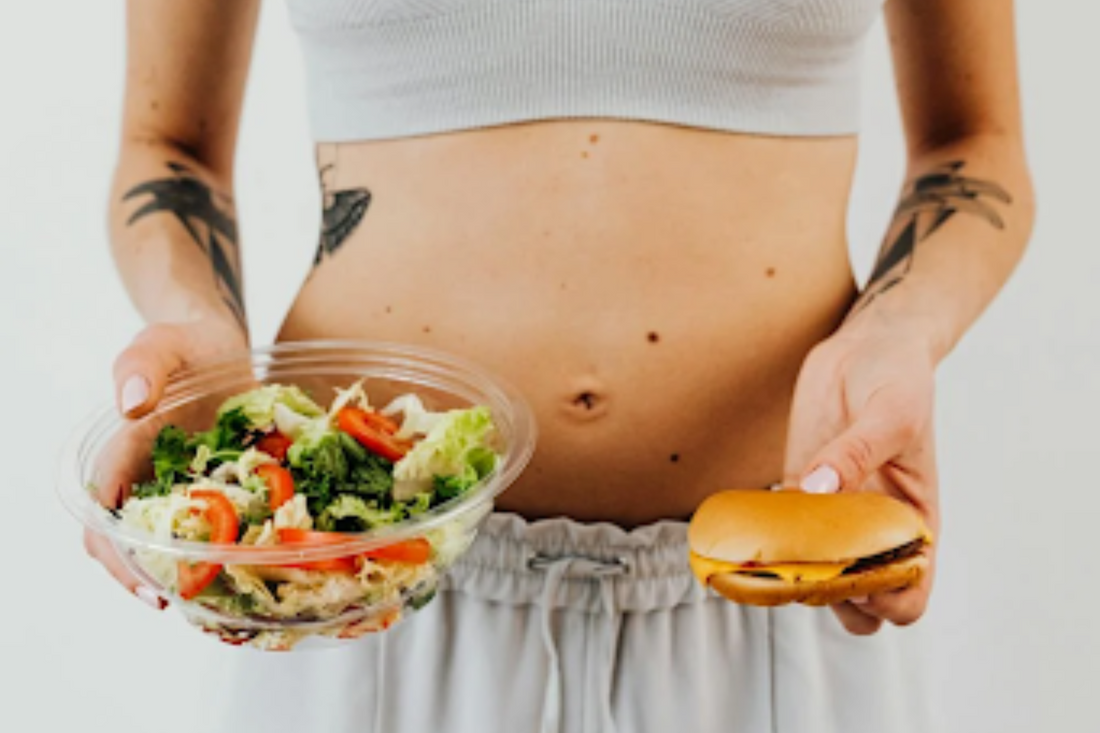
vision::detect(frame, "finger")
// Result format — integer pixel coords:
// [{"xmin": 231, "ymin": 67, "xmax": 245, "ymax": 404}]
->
[
  {"xmin": 850, "ymin": 552, "xmax": 935, "ymax": 626},
  {"xmin": 801, "ymin": 389, "xmax": 920, "ymax": 492},
  {"xmin": 831, "ymin": 600, "xmax": 883, "ymax": 636},
  {"xmin": 852, "ymin": 588, "xmax": 928, "ymax": 627},
  {"xmin": 84, "ymin": 530, "xmax": 167, "ymax": 610},
  {"xmin": 782, "ymin": 352, "xmax": 844, "ymax": 487},
  {"xmin": 112, "ymin": 324, "xmax": 190, "ymax": 418}
]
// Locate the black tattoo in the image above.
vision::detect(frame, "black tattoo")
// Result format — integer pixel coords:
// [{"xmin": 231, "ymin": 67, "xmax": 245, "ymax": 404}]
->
[
  {"xmin": 314, "ymin": 164, "xmax": 371, "ymax": 267},
  {"xmin": 854, "ymin": 160, "xmax": 1012, "ymax": 313},
  {"xmin": 123, "ymin": 162, "xmax": 246, "ymax": 327}
]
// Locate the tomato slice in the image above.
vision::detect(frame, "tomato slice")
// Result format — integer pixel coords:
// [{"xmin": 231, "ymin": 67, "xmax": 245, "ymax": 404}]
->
[
  {"xmin": 276, "ymin": 528, "xmax": 361, "ymax": 573},
  {"xmin": 177, "ymin": 562, "xmax": 222, "ymax": 601},
  {"xmin": 358, "ymin": 410, "xmax": 400, "ymax": 435},
  {"xmin": 363, "ymin": 537, "xmax": 432, "ymax": 565},
  {"xmin": 190, "ymin": 490, "xmax": 238, "ymax": 543},
  {"xmin": 277, "ymin": 528, "xmax": 349, "ymax": 545},
  {"xmin": 178, "ymin": 490, "xmax": 240, "ymax": 600},
  {"xmin": 255, "ymin": 431, "xmax": 293, "ymax": 462},
  {"xmin": 256, "ymin": 464, "xmax": 295, "ymax": 511},
  {"xmin": 275, "ymin": 529, "xmax": 432, "ymax": 571},
  {"xmin": 335, "ymin": 407, "xmax": 412, "ymax": 462}
]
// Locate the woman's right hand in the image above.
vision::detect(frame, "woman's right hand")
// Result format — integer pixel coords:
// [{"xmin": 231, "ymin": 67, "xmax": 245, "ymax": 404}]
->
[{"xmin": 83, "ymin": 320, "xmax": 248, "ymax": 610}]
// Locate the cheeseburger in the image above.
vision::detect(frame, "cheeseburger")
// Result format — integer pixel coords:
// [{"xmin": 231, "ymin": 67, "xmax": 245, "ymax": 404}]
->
[{"xmin": 688, "ymin": 489, "xmax": 933, "ymax": 607}]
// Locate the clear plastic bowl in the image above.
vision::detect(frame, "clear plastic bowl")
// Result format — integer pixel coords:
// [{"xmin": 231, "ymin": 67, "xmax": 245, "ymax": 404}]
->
[{"xmin": 59, "ymin": 341, "xmax": 536, "ymax": 651}]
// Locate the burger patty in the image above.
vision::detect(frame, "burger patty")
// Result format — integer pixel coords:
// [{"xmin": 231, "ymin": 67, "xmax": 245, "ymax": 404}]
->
[
  {"xmin": 737, "ymin": 538, "xmax": 927, "ymax": 580},
  {"xmin": 840, "ymin": 538, "xmax": 927, "ymax": 575}
]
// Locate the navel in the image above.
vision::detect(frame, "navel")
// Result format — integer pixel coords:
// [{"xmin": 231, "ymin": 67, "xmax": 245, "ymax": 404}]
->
[{"xmin": 561, "ymin": 379, "xmax": 610, "ymax": 422}]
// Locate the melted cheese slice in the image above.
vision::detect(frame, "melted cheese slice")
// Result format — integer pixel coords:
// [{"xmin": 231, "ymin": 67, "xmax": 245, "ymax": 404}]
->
[{"xmin": 689, "ymin": 551, "xmax": 852, "ymax": 584}]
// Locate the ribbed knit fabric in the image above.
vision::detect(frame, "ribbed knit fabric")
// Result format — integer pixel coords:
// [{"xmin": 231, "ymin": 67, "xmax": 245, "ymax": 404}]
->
[{"xmin": 287, "ymin": 0, "xmax": 884, "ymax": 141}]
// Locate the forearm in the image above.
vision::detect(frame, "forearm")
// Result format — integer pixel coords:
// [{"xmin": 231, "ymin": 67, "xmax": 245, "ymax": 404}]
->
[
  {"xmin": 109, "ymin": 137, "xmax": 248, "ymax": 340},
  {"xmin": 844, "ymin": 133, "xmax": 1035, "ymax": 362}
]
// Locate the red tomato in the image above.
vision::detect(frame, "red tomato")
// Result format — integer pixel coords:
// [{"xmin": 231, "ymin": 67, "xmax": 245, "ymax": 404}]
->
[
  {"xmin": 255, "ymin": 464, "xmax": 295, "ymax": 511},
  {"xmin": 277, "ymin": 528, "xmax": 349, "ymax": 545},
  {"xmin": 276, "ymin": 528, "xmax": 360, "ymax": 573},
  {"xmin": 360, "ymin": 411, "xmax": 401, "ymax": 435},
  {"xmin": 275, "ymin": 529, "xmax": 432, "ymax": 571},
  {"xmin": 190, "ymin": 490, "xmax": 238, "ymax": 543},
  {"xmin": 363, "ymin": 537, "xmax": 432, "ymax": 565},
  {"xmin": 255, "ymin": 431, "xmax": 293, "ymax": 461},
  {"xmin": 335, "ymin": 407, "xmax": 411, "ymax": 462},
  {"xmin": 178, "ymin": 490, "xmax": 239, "ymax": 600},
  {"xmin": 178, "ymin": 562, "xmax": 223, "ymax": 602}
]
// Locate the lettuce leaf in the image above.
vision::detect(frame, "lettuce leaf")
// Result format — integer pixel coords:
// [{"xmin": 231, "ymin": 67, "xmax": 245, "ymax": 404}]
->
[
  {"xmin": 315, "ymin": 493, "xmax": 433, "ymax": 532},
  {"xmin": 287, "ymin": 424, "xmax": 394, "ymax": 517},
  {"xmin": 218, "ymin": 385, "xmax": 324, "ymax": 432},
  {"xmin": 393, "ymin": 406, "xmax": 497, "ymax": 502}
]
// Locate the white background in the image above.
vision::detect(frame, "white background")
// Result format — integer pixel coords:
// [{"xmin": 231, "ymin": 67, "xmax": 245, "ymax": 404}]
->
[{"xmin": 1, "ymin": 2, "xmax": 1097, "ymax": 731}]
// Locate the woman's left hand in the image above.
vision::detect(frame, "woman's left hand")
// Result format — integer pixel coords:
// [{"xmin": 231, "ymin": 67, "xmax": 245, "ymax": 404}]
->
[{"xmin": 783, "ymin": 318, "xmax": 941, "ymax": 635}]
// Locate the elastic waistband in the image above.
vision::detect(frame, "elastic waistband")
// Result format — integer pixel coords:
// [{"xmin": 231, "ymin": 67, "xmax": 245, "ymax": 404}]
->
[{"xmin": 444, "ymin": 512, "xmax": 709, "ymax": 613}]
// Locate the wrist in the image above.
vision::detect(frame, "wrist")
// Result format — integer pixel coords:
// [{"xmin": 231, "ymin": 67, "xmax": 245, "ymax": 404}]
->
[
  {"xmin": 837, "ymin": 301, "xmax": 947, "ymax": 365},
  {"xmin": 140, "ymin": 296, "xmax": 249, "ymax": 347}
]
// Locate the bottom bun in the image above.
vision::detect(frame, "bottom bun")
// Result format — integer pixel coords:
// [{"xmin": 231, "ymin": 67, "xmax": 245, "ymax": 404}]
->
[{"xmin": 708, "ymin": 554, "xmax": 928, "ymax": 607}]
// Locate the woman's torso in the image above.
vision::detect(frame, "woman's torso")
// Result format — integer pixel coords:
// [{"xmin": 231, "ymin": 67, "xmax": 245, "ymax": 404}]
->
[{"xmin": 278, "ymin": 120, "xmax": 858, "ymax": 526}]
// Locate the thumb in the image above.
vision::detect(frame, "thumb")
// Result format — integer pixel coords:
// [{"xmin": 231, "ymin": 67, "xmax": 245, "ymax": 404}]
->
[
  {"xmin": 800, "ymin": 390, "xmax": 918, "ymax": 493},
  {"xmin": 112, "ymin": 324, "xmax": 190, "ymax": 418}
]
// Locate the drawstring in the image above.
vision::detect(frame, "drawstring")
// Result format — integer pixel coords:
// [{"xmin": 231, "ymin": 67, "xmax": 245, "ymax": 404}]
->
[
  {"xmin": 528, "ymin": 552, "xmax": 628, "ymax": 733},
  {"xmin": 536, "ymin": 559, "xmax": 570, "ymax": 733},
  {"xmin": 598, "ymin": 574, "xmax": 623, "ymax": 733}
]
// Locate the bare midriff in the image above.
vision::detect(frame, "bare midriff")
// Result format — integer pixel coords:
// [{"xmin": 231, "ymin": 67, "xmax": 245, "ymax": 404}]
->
[{"xmin": 278, "ymin": 120, "xmax": 859, "ymax": 527}]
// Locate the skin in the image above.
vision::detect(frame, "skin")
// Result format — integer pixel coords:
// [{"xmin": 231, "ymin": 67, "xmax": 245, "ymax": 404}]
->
[{"xmin": 88, "ymin": 0, "xmax": 1034, "ymax": 637}]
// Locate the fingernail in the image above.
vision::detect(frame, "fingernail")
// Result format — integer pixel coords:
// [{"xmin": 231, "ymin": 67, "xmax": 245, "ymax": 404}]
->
[
  {"xmin": 850, "ymin": 596, "xmax": 870, "ymax": 605},
  {"xmin": 135, "ymin": 585, "xmax": 165, "ymax": 610},
  {"xmin": 801, "ymin": 465, "xmax": 840, "ymax": 494},
  {"xmin": 121, "ymin": 376, "xmax": 149, "ymax": 415}
]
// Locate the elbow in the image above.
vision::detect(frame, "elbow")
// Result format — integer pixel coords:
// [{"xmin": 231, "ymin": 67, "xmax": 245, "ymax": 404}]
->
[
  {"xmin": 907, "ymin": 128, "xmax": 1036, "ymax": 224},
  {"xmin": 118, "ymin": 125, "xmax": 234, "ymax": 181}
]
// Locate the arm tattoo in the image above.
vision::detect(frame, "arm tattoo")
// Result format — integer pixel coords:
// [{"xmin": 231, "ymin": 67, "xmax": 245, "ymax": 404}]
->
[
  {"xmin": 313, "ymin": 163, "xmax": 371, "ymax": 267},
  {"xmin": 854, "ymin": 160, "xmax": 1012, "ymax": 313},
  {"xmin": 123, "ymin": 162, "xmax": 246, "ymax": 328}
]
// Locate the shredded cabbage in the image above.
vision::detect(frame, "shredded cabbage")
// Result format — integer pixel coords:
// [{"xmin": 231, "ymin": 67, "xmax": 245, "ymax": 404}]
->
[
  {"xmin": 218, "ymin": 385, "xmax": 324, "ymax": 432},
  {"xmin": 393, "ymin": 406, "xmax": 497, "ymax": 498},
  {"xmin": 328, "ymin": 380, "xmax": 372, "ymax": 419},
  {"xmin": 381, "ymin": 394, "xmax": 445, "ymax": 440}
]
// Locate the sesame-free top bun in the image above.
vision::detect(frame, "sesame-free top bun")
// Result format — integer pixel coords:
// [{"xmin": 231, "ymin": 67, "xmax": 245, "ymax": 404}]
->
[{"xmin": 688, "ymin": 489, "xmax": 930, "ymax": 565}]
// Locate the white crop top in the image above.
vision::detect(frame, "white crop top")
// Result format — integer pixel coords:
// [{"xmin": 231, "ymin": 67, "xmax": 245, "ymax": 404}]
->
[{"xmin": 286, "ymin": 0, "xmax": 884, "ymax": 141}]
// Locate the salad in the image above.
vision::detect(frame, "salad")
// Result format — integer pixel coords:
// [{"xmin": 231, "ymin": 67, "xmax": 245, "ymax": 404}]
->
[{"xmin": 115, "ymin": 381, "xmax": 499, "ymax": 650}]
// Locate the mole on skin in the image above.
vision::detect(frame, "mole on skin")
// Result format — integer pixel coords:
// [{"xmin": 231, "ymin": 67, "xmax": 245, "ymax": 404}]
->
[
  {"xmin": 647, "ymin": 331, "xmax": 660, "ymax": 343},
  {"xmin": 589, "ymin": 134, "xmax": 600, "ymax": 144},
  {"xmin": 766, "ymin": 267, "xmax": 776, "ymax": 278},
  {"xmin": 670, "ymin": 453, "xmax": 680, "ymax": 463}
]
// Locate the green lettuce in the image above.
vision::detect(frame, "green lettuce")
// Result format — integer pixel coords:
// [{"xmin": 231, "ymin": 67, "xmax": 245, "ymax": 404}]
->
[
  {"xmin": 132, "ymin": 407, "xmax": 251, "ymax": 498},
  {"xmin": 287, "ymin": 423, "xmax": 394, "ymax": 517},
  {"xmin": 315, "ymin": 493, "xmax": 433, "ymax": 532},
  {"xmin": 217, "ymin": 385, "xmax": 324, "ymax": 431},
  {"xmin": 393, "ymin": 406, "xmax": 497, "ymax": 502}
]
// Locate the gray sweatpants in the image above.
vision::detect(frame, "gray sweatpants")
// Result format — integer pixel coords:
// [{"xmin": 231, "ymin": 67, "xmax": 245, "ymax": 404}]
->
[{"xmin": 211, "ymin": 513, "xmax": 932, "ymax": 732}]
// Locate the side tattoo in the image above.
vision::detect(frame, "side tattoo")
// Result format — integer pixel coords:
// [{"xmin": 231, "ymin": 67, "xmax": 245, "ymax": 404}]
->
[
  {"xmin": 314, "ymin": 164, "xmax": 371, "ymax": 267},
  {"xmin": 854, "ymin": 160, "xmax": 1012, "ymax": 313},
  {"xmin": 123, "ymin": 162, "xmax": 246, "ymax": 327}
]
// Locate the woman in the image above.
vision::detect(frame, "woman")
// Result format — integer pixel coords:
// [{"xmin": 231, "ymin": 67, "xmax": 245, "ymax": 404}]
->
[{"xmin": 86, "ymin": 1, "xmax": 1033, "ymax": 731}]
